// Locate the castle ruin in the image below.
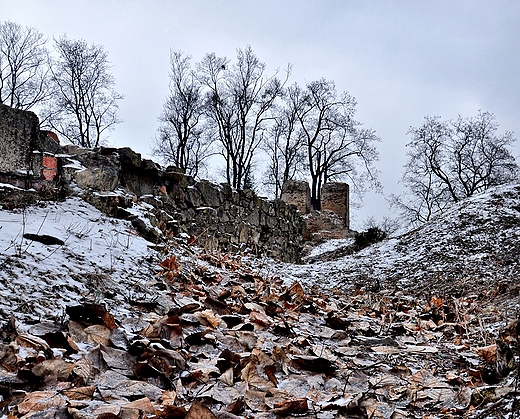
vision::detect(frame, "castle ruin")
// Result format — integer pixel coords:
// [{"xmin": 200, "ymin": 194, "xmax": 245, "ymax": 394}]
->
[
  {"xmin": 1, "ymin": 104, "xmax": 352, "ymax": 260},
  {"xmin": 281, "ymin": 179, "xmax": 350, "ymax": 230}
]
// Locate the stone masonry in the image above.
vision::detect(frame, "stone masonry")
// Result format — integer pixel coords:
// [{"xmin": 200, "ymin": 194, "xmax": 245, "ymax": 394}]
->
[
  {"xmin": 281, "ymin": 180, "xmax": 350, "ymax": 230},
  {"xmin": 0, "ymin": 104, "xmax": 60, "ymax": 188},
  {"xmin": 0, "ymin": 104, "xmax": 39, "ymax": 174},
  {"xmin": 281, "ymin": 180, "xmax": 311, "ymax": 214},
  {"xmin": 0, "ymin": 104, "xmax": 305, "ymax": 262},
  {"xmin": 321, "ymin": 182, "xmax": 350, "ymax": 229}
]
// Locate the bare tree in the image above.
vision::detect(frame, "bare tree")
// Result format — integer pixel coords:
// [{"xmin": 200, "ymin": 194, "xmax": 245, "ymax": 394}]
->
[
  {"xmin": 153, "ymin": 51, "xmax": 212, "ymax": 177},
  {"xmin": 296, "ymin": 79, "xmax": 380, "ymax": 209},
  {"xmin": 262, "ymin": 83, "xmax": 306, "ymax": 198},
  {"xmin": 0, "ymin": 21, "xmax": 51, "ymax": 110},
  {"xmin": 197, "ymin": 45, "xmax": 287, "ymax": 190},
  {"xmin": 45, "ymin": 36, "xmax": 122, "ymax": 148},
  {"xmin": 393, "ymin": 111, "xmax": 518, "ymax": 225}
]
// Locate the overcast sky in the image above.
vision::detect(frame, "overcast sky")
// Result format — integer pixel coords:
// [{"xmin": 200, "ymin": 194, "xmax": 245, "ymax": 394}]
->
[{"xmin": 3, "ymin": 0, "xmax": 520, "ymax": 228}]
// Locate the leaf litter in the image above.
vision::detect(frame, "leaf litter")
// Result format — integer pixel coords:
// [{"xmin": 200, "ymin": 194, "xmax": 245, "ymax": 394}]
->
[{"xmin": 0, "ymin": 186, "xmax": 519, "ymax": 418}]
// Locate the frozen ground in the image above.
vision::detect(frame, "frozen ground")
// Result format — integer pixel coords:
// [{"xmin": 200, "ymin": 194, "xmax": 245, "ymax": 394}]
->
[
  {"xmin": 2, "ymin": 184, "xmax": 520, "ymax": 326},
  {"xmin": 253, "ymin": 183, "xmax": 520, "ymax": 315},
  {"xmin": 1, "ymin": 185, "xmax": 520, "ymax": 417},
  {"xmin": 0, "ymin": 197, "xmax": 164, "ymax": 325}
]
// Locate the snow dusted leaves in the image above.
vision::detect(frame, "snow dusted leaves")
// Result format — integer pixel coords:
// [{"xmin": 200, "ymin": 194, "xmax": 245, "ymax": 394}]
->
[{"xmin": 0, "ymin": 188, "xmax": 520, "ymax": 417}]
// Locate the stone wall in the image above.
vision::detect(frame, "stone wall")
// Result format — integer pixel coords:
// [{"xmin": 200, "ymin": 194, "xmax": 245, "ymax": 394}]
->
[
  {"xmin": 281, "ymin": 180, "xmax": 350, "ymax": 231},
  {"xmin": 58, "ymin": 146, "xmax": 305, "ymax": 262},
  {"xmin": 321, "ymin": 182, "xmax": 349, "ymax": 229},
  {"xmin": 0, "ymin": 105, "xmax": 60, "ymax": 187},
  {"xmin": 0, "ymin": 105, "xmax": 305, "ymax": 262},
  {"xmin": 0, "ymin": 104, "xmax": 39, "ymax": 174},
  {"xmin": 281, "ymin": 180, "xmax": 311, "ymax": 214}
]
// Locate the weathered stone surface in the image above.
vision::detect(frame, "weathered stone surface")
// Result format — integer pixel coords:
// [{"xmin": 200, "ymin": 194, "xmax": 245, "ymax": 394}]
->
[
  {"xmin": 281, "ymin": 180, "xmax": 311, "ymax": 214},
  {"xmin": 197, "ymin": 180, "xmax": 224, "ymax": 207},
  {"xmin": 0, "ymin": 105, "xmax": 305, "ymax": 262},
  {"xmin": 116, "ymin": 147, "xmax": 142, "ymax": 168},
  {"xmin": 75, "ymin": 166, "xmax": 119, "ymax": 192},
  {"xmin": 321, "ymin": 182, "xmax": 349, "ymax": 228},
  {"xmin": 0, "ymin": 104, "xmax": 39, "ymax": 173}
]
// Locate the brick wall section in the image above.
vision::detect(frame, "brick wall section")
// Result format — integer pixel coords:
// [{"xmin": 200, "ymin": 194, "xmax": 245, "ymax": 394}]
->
[
  {"xmin": 321, "ymin": 182, "xmax": 349, "ymax": 228},
  {"xmin": 0, "ymin": 104, "xmax": 39, "ymax": 173},
  {"xmin": 281, "ymin": 180, "xmax": 311, "ymax": 214},
  {"xmin": 42, "ymin": 155, "xmax": 58, "ymax": 181}
]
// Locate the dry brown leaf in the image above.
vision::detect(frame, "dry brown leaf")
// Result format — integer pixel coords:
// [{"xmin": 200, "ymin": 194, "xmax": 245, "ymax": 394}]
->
[
  {"xmin": 241, "ymin": 359, "xmax": 273, "ymax": 391},
  {"xmin": 249, "ymin": 310, "xmax": 272, "ymax": 327},
  {"xmin": 158, "ymin": 255, "xmax": 182, "ymax": 282},
  {"xmin": 219, "ymin": 367, "xmax": 234, "ymax": 386},
  {"xmin": 444, "ymin": 386, "xmax": 473, "ymax": 410},
  {"xmin": 264, "ymin": 364, "xmax": 278, "ymax": 386},
  {"xmin": 361, "ymin": 398, "xmax": 395, "ymax": 419},
  {"xmin": 430, "ymin": 296, "xmax": 444, "ymax": 308},
  {"xmin": 475, "ymin": 344, "xmax": 497, "ymax": 363},
  {"xmin": 198, "ymin": 309, "xmax": 222, "ymax": 328},
  {"xmin": 244, "ymin": 389, "xmax": 267, "ymax": 412},
  {"xmin": 156, "ymin": 404, "xmax": 187, "ymax": 418},
  {"xmin": 15, "ymin": 333, "xmax": 51, "ymax": 352},
  {"xmin": 17, "ymin": 391, "xmax": 67, "ymax": 415},
  {"xmin": 73, "ymin": 358, "xmax": 94, "ymax": 384},
  {"xmin": 185, "ymin": 400, "xmax": 217, "ymax": 419},
  {"xmin": 63, "ymin": 385, "xmax": 95, "ymax": 401},
  {"xmin": 123, "ymin": 397, "xmax": 155, "ymax": 413},
  {"xmin": 84, "ymin": 324, "xmax": 111, "ymax": 345},
  {"xmin": 272, "ymin": 398, "xmax": 308, "ymax": 416},
  {"xmin": 32, "ymin": 359, "xmax": 75, "ymax": 381},
  {"xmin": 68, "ymin": 320, "xmax": 88, "ymax": 343},
  {"xmin": 226, "ymin": 396, "xmax": 246, "ymax": 415}
]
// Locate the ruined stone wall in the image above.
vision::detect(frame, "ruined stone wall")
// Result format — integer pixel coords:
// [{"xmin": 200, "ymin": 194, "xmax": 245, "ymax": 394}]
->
[
  {"xmin": 0, "ymin": 105, "xmax": 305, "ymax": 261},
  {"xmin": 59, "ymin": 146, "xmax": 305, "ymax": 262},
  {"xmin": 321, "ymin": 182, "xmax": 349, "ymax": 229},
  {"xmin": 281, "ymin": 180, "xmax": 311, "ymax": 214},
  {"xmin": 281, "ymin": 180, "xmax": 350, "ymax": 232},
  {"xmin": 0, "ymin": 104, "xmax": 39, "ymax": 174}
]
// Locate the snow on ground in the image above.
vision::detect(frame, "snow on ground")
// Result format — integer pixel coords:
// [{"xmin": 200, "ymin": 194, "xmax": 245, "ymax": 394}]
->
[
  {"xmin": 0, "ymin": 198, "xmax": 163, "ymax": 325},
  {"xmin": 1, "ymin": 184, "xmax": 520, "ymax": 417},
  {"xmin": 254, "ymin": 183, "xmax": 520, "ymax": 313},
  {"xmin": 302, "ymin": 238, "xmax": 355, "ymax": 259},
  {"xmin": 2, "ymin": 183, "xmax": 520, "ymax": 326}
]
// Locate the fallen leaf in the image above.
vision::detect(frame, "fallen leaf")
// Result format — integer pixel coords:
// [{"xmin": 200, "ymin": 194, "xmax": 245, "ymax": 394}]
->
[
  {"xmin": 123, "ymin": 397, "xmax": 155, "ymax": 413},
  {"xmin": 63, "ymin": 385, "xmax": 95, "ymax": 401},
  {"xmin": 17, "ymin": 391, "xmax": 67, "ymax": 415},
  {"xmin": 405, "ymin": 345, "xmax": 439, "ymax": 353},
  {"xmin": 185, "ymin": 400, "xmax": 217, "ymax": 419},
  {"xmin": 32, "ymin": 359, "xmax": 74, "ymax": 381},
  {"xmin": 272, "ymin": 398, "xmax": 308, "ymax": 416},
  {"xmin": 198, "ymin": 309, "xmax": 222, "ymax": 328},
  {"xmin": 84, "ymin": 324, "xmax": 111, "ymax": 345},
  {"xmin": 291, "ymin": 355, "xmax": 336, "ymax": 374}
]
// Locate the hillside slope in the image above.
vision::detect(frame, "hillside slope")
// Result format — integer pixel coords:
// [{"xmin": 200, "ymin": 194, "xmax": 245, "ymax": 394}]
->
[
  {"xmin": 0, "ymin": 184, "xmax": 519, "ymax": 418},
  {"xmin": 279, "ymin": 183, "xmax": 520, "ymax": 311}
]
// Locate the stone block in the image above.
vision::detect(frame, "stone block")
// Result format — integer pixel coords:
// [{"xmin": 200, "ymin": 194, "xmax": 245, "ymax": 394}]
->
[{"xmin": 0, "ymin": 104, "xmax": 39, "ymax": 173}]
